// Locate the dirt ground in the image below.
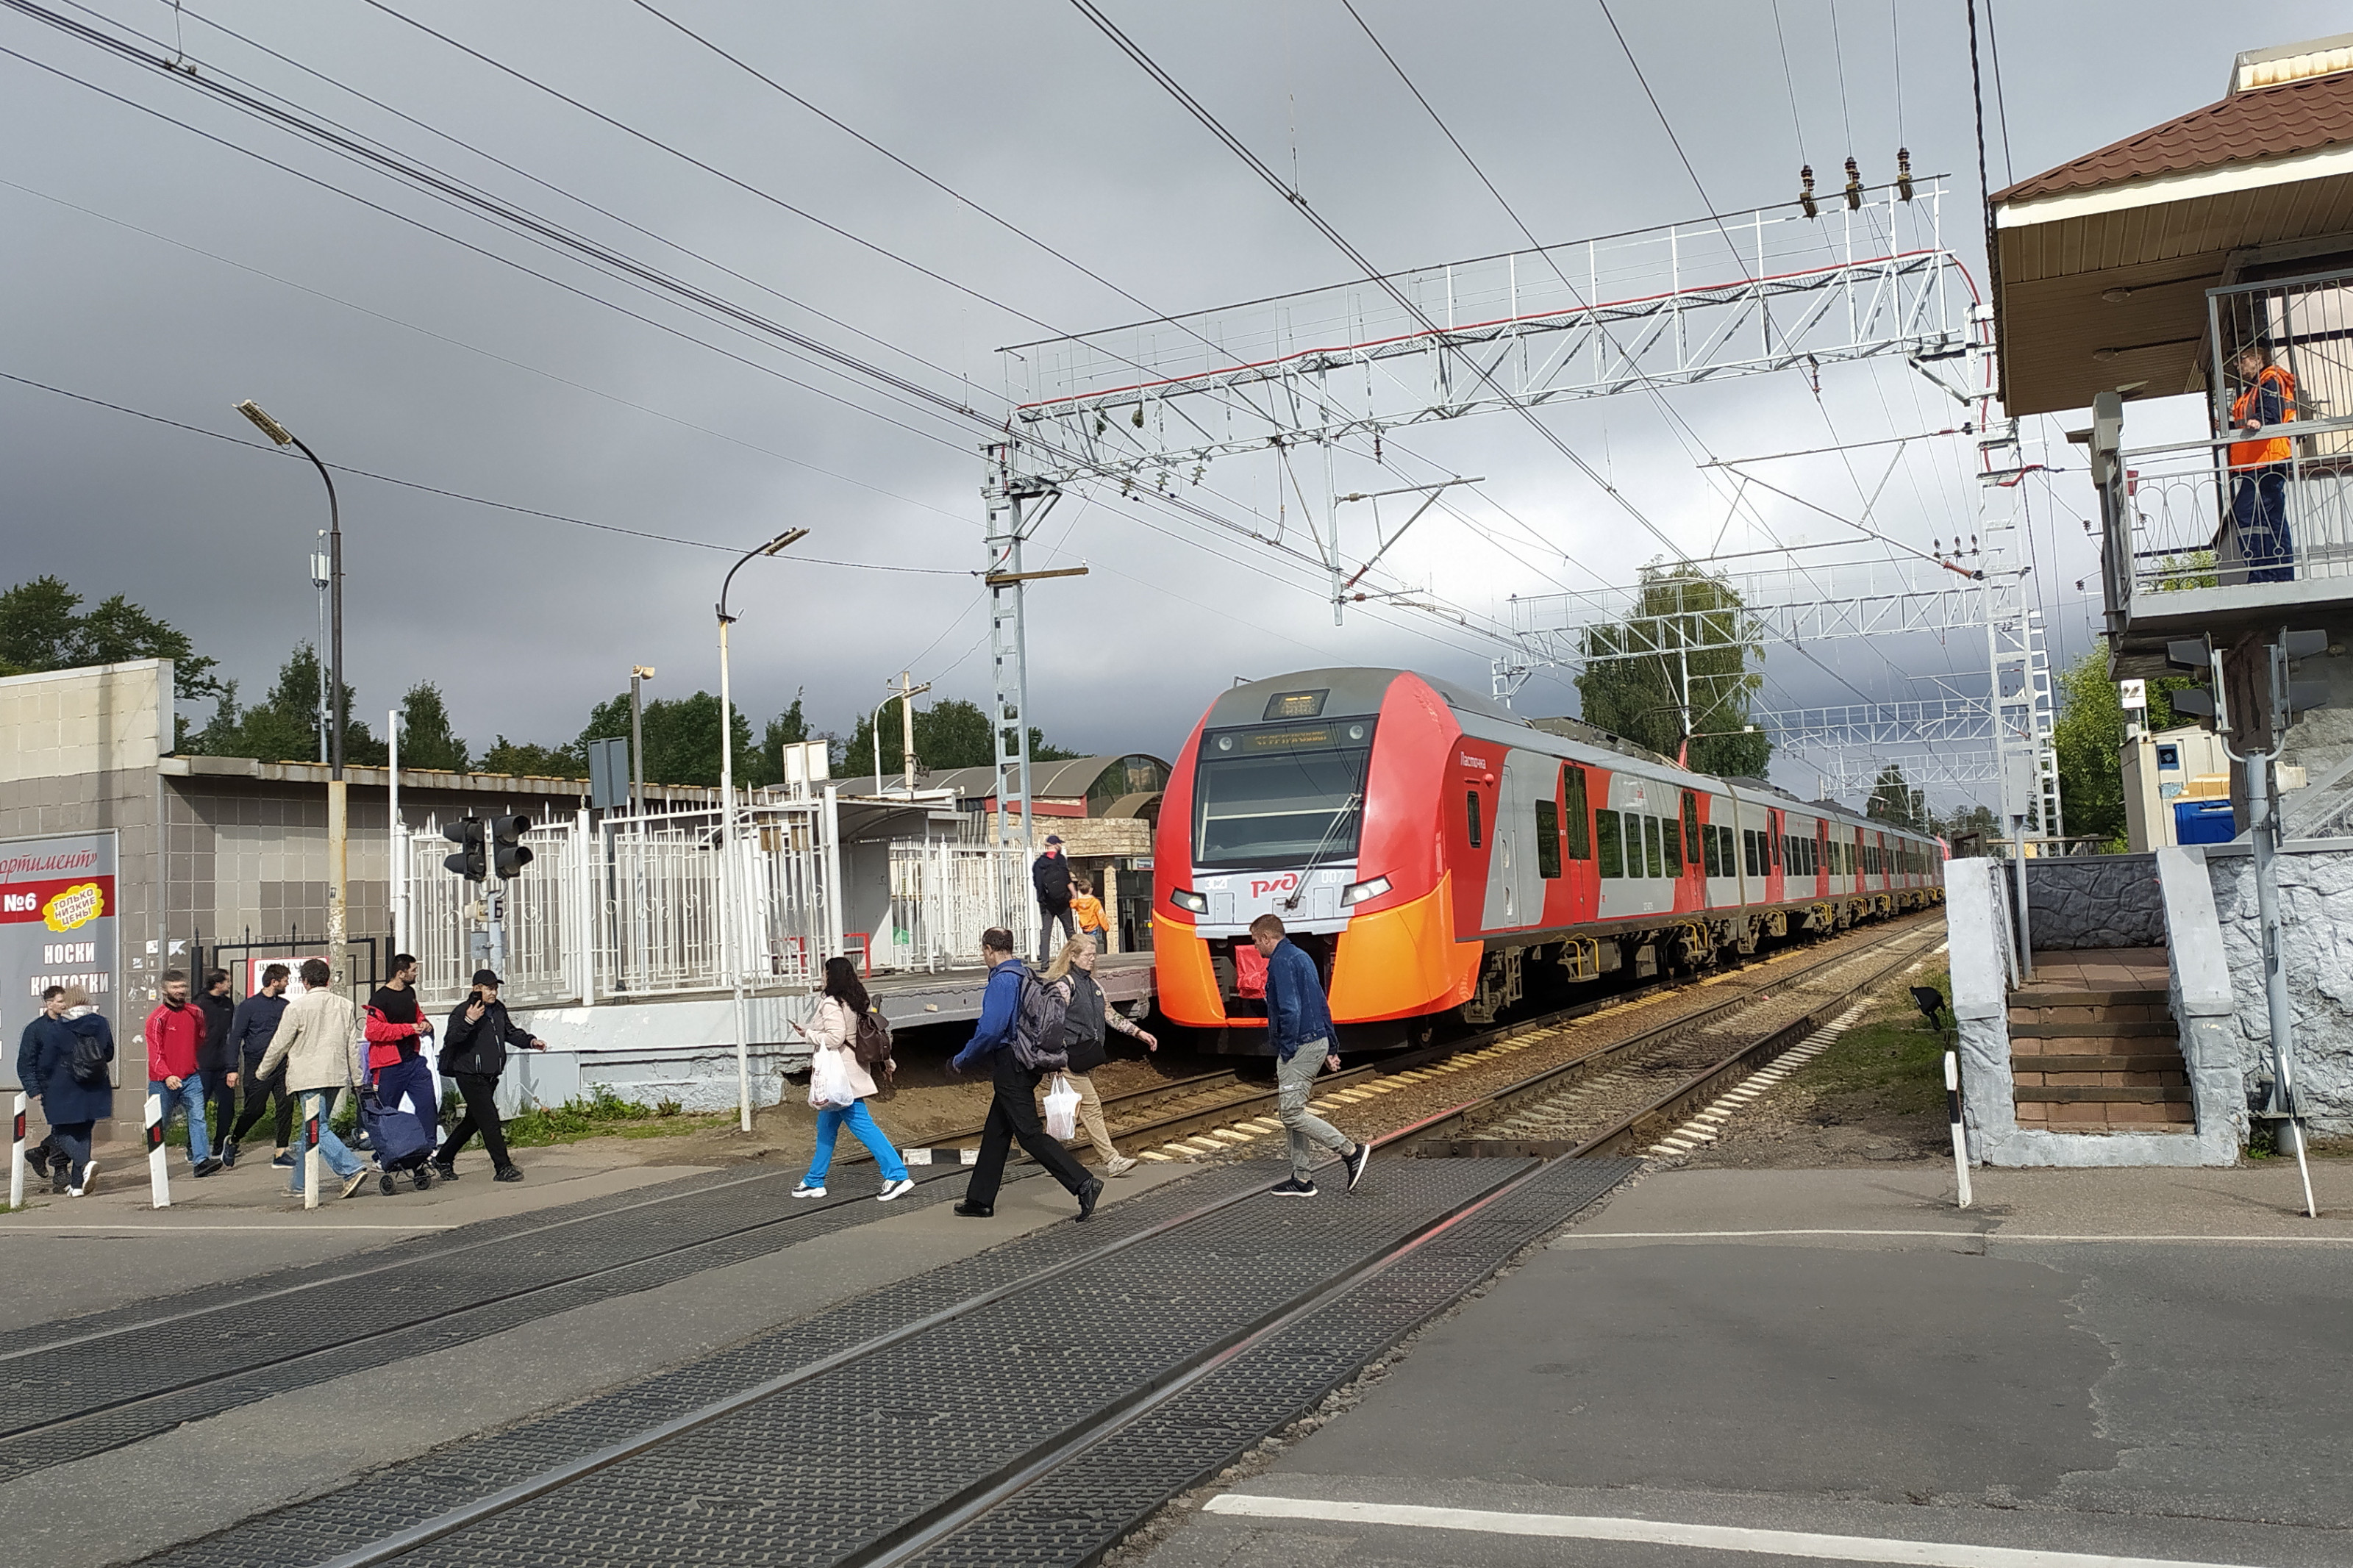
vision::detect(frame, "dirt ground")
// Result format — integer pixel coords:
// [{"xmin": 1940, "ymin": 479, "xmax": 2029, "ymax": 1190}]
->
[{"xmin": 1677, "ymin": 957, "xmax": 1962, "ymax": 1170}]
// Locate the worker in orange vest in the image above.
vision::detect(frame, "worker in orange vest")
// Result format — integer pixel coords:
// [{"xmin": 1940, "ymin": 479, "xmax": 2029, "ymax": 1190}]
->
[{"xmin": 2227, "ymin": 344, "xmax": 2297, "ymax": 583}]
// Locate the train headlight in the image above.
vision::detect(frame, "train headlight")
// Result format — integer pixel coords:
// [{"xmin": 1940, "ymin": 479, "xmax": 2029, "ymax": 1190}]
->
[
  {"xmin": 1170, "ymin": 887, "xmax": 1210, "ymax": 914},
  {"xmin": 1340, "ymin": 875, "xmax": 1391, "ymax": 906}
]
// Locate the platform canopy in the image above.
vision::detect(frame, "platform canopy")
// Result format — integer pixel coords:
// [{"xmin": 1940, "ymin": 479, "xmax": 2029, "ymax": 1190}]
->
[{"xmin": 1993, "ymin": 32, "xmax": 2353, "ymax": 418}]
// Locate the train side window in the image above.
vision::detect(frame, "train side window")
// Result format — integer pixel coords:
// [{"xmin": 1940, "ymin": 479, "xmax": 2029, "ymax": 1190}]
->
[
  {"xmin": 1561, "ymin": 766, "xmax": 1591, "ymax": 859},
  {"xmin": 1596, "ymin": 809, "xmax": 1624, "ymax": 877},
  {"xmin": 1534, "ymin": 798, "xmax": 1562, "ymax": 878},
  {"xmin": 1681, "ymin": 794, "xmax": 1701, "ymax": 864},
  {"xmin": 1643, "ymin": 815, "xmax": 1665, "ymax": 878},
  {"xmin": 1741, "ymin": 828, "xmax": 1758, "ymax": 878},
  {"xmin": 1465, "ymin": 789, "xmax": 1482, "ymax": 849},
  {"xmin": 1663, "ymin": 815, "xmax": 1682, "ymax": 876},
  {"xmin": 1702, "ymin": 821, "xmax": 1721, "ymax": 878},
  {"xmin": 1718, "ymin": 825, "xmax": 1735, "ymax": 877}
]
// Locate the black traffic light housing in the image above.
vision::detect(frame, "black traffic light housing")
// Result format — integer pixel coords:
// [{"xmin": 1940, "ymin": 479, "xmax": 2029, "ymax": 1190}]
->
[
  {"xmin": 443, "ymin": 817, "xmax": 487, "ymax": 881},
  {"xmin": 491, "ymin": 815, "xmax": 535, "ymax": 877}
]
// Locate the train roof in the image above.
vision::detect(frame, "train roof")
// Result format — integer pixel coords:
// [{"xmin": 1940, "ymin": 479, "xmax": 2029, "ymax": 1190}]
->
[{"xmin": 1207, "ymin": 669, "xmax": 1938, "ymax": 841}]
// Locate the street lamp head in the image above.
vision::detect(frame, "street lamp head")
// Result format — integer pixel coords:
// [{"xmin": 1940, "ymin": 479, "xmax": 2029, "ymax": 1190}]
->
[
  {"xmin": 761, "ymin": 527, "xmax": 809, "ymax": 556},
  {"xmin": 235, "ymin": 400, "xmax": 294, "ymax": 446},
  {"xmin": 632, "ymin": 665, "xmax": 656, "ymax": 680}
]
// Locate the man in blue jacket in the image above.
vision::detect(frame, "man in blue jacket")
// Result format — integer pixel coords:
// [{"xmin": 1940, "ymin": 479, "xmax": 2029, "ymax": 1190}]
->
[
  {"xmin": 1252, "ymin": 914, "xmax": 1370, "ymax": 1197},
  {"xmin": 949, "ymin": 927, "xmax": 1101, "ymax": 1221},
  {"xmin": 221, "ymin": 964, "xmax": 295, "ymax": 1169}
]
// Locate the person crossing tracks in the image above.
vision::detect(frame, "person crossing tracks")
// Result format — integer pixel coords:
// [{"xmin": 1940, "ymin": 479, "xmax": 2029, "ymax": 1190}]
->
[
  {"xmin": 1252, "ymin": 914, "xmax": 1371, "ymax": 1198},
  {"xmin": 949, "ymin": 927, "xmax": 1102, "ymax": 1222}
]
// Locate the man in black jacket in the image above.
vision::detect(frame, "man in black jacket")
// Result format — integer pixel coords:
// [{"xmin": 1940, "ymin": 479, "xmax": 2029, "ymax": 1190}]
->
[
  {"xmin": 221, "ymin": 964, "xmax": 294, "ymax": 1169},
  {"xmin": 1032, "ymin": 834, "xmax": 1074, "ymax": 964},
  {"xmin": 433, "ymin": 969, "xmax": 545, "ymax": 1184},
  {"xmin": 195, "ymin": 969, "xmax": 238, "ymax": 1173}
]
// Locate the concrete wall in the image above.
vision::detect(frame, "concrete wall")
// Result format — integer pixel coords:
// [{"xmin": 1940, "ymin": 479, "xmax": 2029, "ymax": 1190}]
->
[
  {"xmin": 0, "ymin": 659, "xmax": 171, "ymax": 784},
  {"xmin": 1946, "ymin": 856, "xmax": 2238, "ymax": 1166},
  {"xmin": 2002, "ymin": 853, "xmax": 2165, "ymax": 950},
  {"xmin": 2202, "ymin": 840, "xmax": 2353, "ymax": 1135}
]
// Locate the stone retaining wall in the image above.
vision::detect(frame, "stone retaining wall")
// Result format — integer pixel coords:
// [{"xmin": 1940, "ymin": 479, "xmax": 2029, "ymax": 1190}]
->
[
  {"xmin": 2202, "ymin": 841, "xmax": 2353, "ymax": 1136},
  {"xmin": 2002, "ymin": 853, "xmax": 2164, "ymax": 951}
]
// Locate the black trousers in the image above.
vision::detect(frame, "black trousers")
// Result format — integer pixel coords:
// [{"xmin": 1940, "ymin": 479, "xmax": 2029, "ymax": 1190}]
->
[
  {"xmin": 204, "ymin": 1071, "xmax": 240, "ymax": 1156},
  {"xmin": 964, "ymin": 1052, "xmax": 1091, "ymax": 1210},
  {"xmin": 229, "ymin": 1064, "xmax": 295, "ymax": 1148},
  {"xmin": 436, "ymin": 1072, "xmax": 511, "ymax": 1170}
]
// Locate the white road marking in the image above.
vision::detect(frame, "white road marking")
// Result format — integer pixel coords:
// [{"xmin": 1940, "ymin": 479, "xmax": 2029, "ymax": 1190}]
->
[
  {"xmin": 1202, "ymin": 1494, "xmax": 2261, "ymax": 1567},
  {"xmin": 0, "ymin": 1223, "xmax": 460, "ymax": 1233},
  {"xmin": 1558, "ymin": 1228, "xmax": 2353, "ymax": 1244}
]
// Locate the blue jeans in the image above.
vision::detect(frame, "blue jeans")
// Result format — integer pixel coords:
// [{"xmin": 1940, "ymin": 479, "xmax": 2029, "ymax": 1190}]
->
[
  {"xmin": 806, "ymin": 1100, "xmax": 909, "ymax": 1185},
  {"xmin": 289, "ymin": 1091, "xmax": 363, "ymax": 1191},
  {"xmin": 149, "ymin": 1077, "xmax": 210, "ymax": 1165},
  {"xmin": 2232, "ymin": 468, "xmax": 2296, "ymax": 583}
]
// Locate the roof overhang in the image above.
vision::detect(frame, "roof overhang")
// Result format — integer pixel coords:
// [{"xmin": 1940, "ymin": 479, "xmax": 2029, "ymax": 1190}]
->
[{"xmin": 1994, "ymin": 152, "xmax": 2353, "ymax": 417}]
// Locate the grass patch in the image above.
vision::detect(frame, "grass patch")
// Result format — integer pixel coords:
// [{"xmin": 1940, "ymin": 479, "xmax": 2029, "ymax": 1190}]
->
[
  {"xmin": 494, "ymin": 1085, "xmax": 726, "ymax": 1148},
  {"xmin": 1798, "ymin": 967, "xmax": 1954, "ymax": 1120}
]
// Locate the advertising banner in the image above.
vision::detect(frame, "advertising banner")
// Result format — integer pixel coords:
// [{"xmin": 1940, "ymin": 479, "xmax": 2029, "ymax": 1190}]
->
[{"xmin": 1, "ymin": 831, "xmax": 120, "ymax": 1089}]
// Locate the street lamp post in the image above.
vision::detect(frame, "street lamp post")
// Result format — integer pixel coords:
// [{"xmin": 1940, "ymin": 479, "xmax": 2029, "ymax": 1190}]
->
[
  {"xmin": 871, "ymin": 674, "xmax": 932, "ymax": 798},
  {"xmin": 238, "ymin": 401, "xmax": 348, "ymax": 992},
  {"xmin": 716, "ymin": 528, "xmax": 807, "ymax": 1133},
  {"xmin": 629, "ymin": 665, "xmax": 655, "ymax": 815}
]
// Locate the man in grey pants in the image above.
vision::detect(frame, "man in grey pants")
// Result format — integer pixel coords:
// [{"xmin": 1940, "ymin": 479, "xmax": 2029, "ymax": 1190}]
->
[{"xmin": 1251, "ymin": 913, "xmax": 1371, "ymax": 1198}]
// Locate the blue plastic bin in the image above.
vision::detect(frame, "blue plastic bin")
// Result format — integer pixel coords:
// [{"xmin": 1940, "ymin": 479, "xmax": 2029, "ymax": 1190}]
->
[{"xmin": 2174, "ymin": 798, "xmax": 2237, "ymax": 845}]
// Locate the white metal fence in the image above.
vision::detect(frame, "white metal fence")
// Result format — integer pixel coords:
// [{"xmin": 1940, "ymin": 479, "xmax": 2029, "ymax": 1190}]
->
[{"xmin": 397, "ymin": 795, "xmax": 1032, "ymax": 1008}]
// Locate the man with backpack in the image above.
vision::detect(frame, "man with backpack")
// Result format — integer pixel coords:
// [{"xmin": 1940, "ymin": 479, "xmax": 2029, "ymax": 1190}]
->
[{"xmin": 948, "ymin": 927, "xmax": 1101, "ymax": 1221}]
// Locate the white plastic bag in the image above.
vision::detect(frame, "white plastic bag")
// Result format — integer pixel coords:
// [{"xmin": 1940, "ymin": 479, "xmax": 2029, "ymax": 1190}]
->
[
  {"xmin": 808, "ymin": 1046, "xmax": 859, "ymax": 1109},
  {"xmin": 1043, "ymin": 1073, "xmax": 1080, "ymax": 1141}
]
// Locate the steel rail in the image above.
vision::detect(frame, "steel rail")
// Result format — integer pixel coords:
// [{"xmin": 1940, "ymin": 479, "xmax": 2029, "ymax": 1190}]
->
[
  {"xmin": 307, "ymin": 1167, "xmax": 1302, "ymax": 1568},
  {"xmin": 1394, "ymin": 923, "xmax": 1946, "ymax": 1159}
]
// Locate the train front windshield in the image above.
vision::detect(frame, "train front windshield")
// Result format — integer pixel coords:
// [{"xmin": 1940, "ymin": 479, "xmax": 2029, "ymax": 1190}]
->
[{"xmin": 1192, "ymin": 720, "xmax": 1374, "ymax": 870}]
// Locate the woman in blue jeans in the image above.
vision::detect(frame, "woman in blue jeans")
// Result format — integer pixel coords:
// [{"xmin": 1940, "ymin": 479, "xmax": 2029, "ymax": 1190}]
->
[{"xmin": 793, "ymin": 957, "xmax": 915, "ymax": 1201}]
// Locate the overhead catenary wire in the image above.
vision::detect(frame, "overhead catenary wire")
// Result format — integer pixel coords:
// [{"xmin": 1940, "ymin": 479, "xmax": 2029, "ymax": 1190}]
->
[
  {"xmin": 3, "ymin": 15, "xmax": 1490, "ymax": 642},
  {"xmin": 0, "ymin": 370, "xmax": 971, "ymax": 573}
]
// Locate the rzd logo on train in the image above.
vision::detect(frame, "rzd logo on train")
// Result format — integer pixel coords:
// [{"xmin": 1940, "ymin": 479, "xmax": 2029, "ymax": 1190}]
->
[{"xmin": 1250, "ymin": 874, "xmax": 1300, "ymax": 899}]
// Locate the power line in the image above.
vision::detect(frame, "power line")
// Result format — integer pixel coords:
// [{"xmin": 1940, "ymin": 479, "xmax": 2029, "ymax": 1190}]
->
[
  {"xmin": 1769, "ymin": 0, "xmax": 1807, "ymax": 158},
  {"xmin": 0, "ymin": 176, "xmax": 976, "ymax": 526},
  {"xmin": 0, "ymin": 368, "xmax": 974, "ymax": 573},
  {"xmin": 1983, "ymin": 0, "xmax": 2015, "ymax": 186},
  {"xmin": 1066, "ymin": 0, "xmax": 1687, "ymax": 563}
]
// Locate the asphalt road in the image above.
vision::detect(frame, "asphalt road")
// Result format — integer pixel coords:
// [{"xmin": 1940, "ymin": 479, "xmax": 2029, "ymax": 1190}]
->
[{"xmin": 1132, "ymin": 1165, "xmax": 2353, "ymax": 1568}]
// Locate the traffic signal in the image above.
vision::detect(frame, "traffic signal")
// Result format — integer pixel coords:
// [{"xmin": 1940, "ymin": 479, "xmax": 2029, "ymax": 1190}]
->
[
  {"xmin": 443, "ymin": 817, "xmax": 486, "ymax": 881},
  {"xmin": 491, "ymin": 815, "xmax": 535, "ymax": 877}
]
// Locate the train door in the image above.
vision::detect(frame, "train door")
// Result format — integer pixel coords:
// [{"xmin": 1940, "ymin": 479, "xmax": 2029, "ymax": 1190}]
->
[
  {"xmin": 1480, "ymin": 751, "xmax": 1548, "ymax": 930},
  {"xmin": 1560, "ymin": 763, "xmax": 1597, "ymax": 924},
  {"xmin": 1677, "ymin": 791, "xmax": 1703, "ymax": 912}
]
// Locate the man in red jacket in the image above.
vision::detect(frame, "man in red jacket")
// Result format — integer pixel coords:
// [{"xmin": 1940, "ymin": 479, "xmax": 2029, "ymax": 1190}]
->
[{"xmin": 146, "ymin": 970, "xmax": 221, "ymax": 1176}]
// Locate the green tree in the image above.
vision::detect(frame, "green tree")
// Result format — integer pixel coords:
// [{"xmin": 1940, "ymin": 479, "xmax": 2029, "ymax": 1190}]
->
[
  {"xmin": 1866, "ymin": 763, "xmax": 1927, "ymax": 831},
  {"xmin": 1938, "ymin": 801, "xmax": 1999, "ymax": 853},
  {"xmin": 2052, "ymin": 649, "xmax": 2193, "ymax": 850},
  {"xmin": 1574, "ymin": 563, "xmax": 1771, "ymax": 778},
  {"xmin": 0, "ymin": 574, "xmax": 222, "ymax": 701},
  {"xmin": 396, "ymin": 682, "xmax": 471, "ymax": 772},
  {"xmin": 842, "ymin": 697, "xmax": 1083, "ymax": 779},
  {"xmin": 190, "ymin": 642, "xmax": 384, "ymax": 765},
  {"xmin": 478, "ymin": 737, "xmax": 584, "ymax": 778},
  {"xmin": 576, "ymin": 690, "xmax": 763, "ymax": 787}
]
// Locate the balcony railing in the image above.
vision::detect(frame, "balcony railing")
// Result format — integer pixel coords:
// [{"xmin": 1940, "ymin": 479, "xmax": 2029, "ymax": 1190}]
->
[{"xmin": 2117, "ymin": 418, "xmax": 2353, "ymax": 604}]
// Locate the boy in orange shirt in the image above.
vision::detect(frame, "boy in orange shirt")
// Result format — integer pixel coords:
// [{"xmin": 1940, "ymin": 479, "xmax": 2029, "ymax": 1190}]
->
[{"xmin": 1069, "ymin": 876, "xmax": 1111, "ymax": 952}]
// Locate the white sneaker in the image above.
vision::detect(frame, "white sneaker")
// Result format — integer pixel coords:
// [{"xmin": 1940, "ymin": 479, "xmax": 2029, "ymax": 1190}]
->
[
  {"xmin": 876, "ymin": 1177, "xmax": 916, "ymax": 1202},
  {"xmin": 791, "ymin": 1181, "xmax": 826, "ymax": 1198},
  {"xmin": 68, "ymin": 1159, "xmax": 97, "ymax": 1198},
  {"xmin": 1104, "ymin": 1155, "xmax": 1138, "ymax": 1177}
]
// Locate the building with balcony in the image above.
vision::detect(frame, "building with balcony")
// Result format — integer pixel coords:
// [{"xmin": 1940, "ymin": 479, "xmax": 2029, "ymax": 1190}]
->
[{"xmin": 1994, "ymin": 32, "xmax": 2353, "ymax": 828}]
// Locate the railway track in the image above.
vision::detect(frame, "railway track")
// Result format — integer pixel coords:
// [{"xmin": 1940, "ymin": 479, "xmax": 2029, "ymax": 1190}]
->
[
  {"xmin": 1112, "ymin": 913, "xmax": 1943, "ymax": 1164},
  {"xmin": 129, "ymin": 1153, "xmax": 1639, "ymax": 1568},
  {"xmin": 1399, "ymin": 920, "xmax": 1949, "ymax": 1160}
]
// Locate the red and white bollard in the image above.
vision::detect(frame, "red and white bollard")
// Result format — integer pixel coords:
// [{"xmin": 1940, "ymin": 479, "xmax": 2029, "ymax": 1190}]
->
[
  {"xmin": 9, "ymin": 1092, "xmax": 25, "ymax": 1210},
  {"xmin": 146, "ymin": 1091, "xmax": 171, "ymax": 1209},
  {"xmin": 304, "ymin": 1092, "xmax": 323, "ymax": 1211},
  {"xmin": 1944, "ymin": 1050, "xmax": 1972, "ymax": 1210}
]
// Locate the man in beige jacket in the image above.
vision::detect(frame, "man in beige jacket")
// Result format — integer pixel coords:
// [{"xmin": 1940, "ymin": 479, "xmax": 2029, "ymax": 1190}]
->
[{"xmin": 256, "ymin": 958, "xmax": 370, "ymax": 1200}]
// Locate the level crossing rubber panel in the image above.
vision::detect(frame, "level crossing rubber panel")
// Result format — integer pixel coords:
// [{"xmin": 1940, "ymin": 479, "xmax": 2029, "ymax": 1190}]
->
[
  {"xmin": 135, "ymin": 1156, "xmax": 1638, "ymax": 1568},
  {"xmin": 0, "ymin": 1165, "xmax": 971, "ymax": 1484}
]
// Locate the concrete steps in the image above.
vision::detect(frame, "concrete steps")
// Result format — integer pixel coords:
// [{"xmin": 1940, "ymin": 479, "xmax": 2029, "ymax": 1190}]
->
[{"xmin": 2007, "ymin": 986, "xmax": 2192, "ymax": 1133}]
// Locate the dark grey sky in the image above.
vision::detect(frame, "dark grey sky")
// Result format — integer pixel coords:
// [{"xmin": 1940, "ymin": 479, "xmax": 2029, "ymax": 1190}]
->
[{"xmin": 7, "ymin": 1, "xmax": 2339, "ymax": 801}]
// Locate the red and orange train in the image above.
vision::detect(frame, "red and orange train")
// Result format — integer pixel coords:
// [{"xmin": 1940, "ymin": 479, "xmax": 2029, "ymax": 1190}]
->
[{"xmin": 1153, "ymin": 667, "xmax": 1946, "ymax": 1052}]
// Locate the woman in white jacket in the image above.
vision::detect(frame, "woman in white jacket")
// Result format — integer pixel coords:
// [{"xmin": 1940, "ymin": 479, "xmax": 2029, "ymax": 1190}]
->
[{"xmin": 793, "ymin": 956, "xmax": 915, "ymax": 1201}]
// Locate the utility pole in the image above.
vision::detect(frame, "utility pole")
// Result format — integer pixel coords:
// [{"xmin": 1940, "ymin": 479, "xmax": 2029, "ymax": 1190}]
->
[
  {"xmin": 240, "ymin": 401, "xmax": 346, "ymax": 993},
  {"xmin": 310, "ymin": 542, "xmax": 330, "ymax": 765},
  {"xmin": 899, "ymin": 670, "xmax": 923, "ymax": 797},
  {"xmin": 629, "ymin": 665, "xmax": 655, "ymax": 815}
]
